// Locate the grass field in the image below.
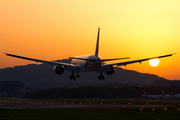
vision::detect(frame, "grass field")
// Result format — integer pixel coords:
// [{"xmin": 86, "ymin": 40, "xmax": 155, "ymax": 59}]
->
[{"xmin": 0, "ymin": 108, "xmax": 180, "ymax": 120}]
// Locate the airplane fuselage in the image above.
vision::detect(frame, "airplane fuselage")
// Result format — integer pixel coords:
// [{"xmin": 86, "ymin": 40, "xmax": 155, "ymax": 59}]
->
[
  {"xmin": 146, "ymin": 95, "xmax": 161, "ymax": 99},
  {"xmin": 71, "ymin": 55, "xmax": 101, "ymax": 72},
  {"xmin": 161, "ymin": 94, "xmax": 174, "ymax": 99}
]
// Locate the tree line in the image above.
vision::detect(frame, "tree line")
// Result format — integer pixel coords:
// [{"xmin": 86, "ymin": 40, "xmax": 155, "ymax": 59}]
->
[
  {"xmin": 0, "ymin": 81, "xmax": 24, "ymax": 93},
  {"xmin": 24, "ymin": 86, "xmax": 180, "ymax": 99}
]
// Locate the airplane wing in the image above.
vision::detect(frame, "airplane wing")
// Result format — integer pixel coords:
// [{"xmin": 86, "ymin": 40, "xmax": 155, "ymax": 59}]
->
[
  {"xmin": 98, "ymin": 53, "xmax": 176, "ymax": 72},
  {"xmin": 4, "ymin": 53, "xmax": 80, "ymax": 72}
]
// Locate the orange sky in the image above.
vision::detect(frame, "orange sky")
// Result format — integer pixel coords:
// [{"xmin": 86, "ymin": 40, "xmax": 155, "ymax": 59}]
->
[{"xmin": 0, "ymin": 0, "xmax": 179, "ymax": 80}]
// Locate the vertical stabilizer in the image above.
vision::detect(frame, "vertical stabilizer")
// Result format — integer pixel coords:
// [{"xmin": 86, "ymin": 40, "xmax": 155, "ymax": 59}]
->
[
  {"xmin": 95, "ymin": 27, "xmax": 100, "ymax": 56},
  {"xmin": 160, "ymin": 89, "xmax": 165, "ymax": 94},
  {"xmin": 143, "ymin": 90, "xmax": 147, "ymax": 95}
]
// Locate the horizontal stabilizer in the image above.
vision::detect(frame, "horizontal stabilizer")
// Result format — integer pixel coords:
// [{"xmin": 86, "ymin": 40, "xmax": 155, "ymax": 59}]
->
[
  {"xmin": 101, "ymin": 57, "xmax": 130, "ymax": 62},
  {"xmin": 72, "ymin": 58, "xmax": 96, "ymax": 62}
]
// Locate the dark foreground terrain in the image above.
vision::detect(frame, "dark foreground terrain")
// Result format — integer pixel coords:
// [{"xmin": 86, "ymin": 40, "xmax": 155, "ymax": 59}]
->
[
  {"xmin": 0, "ymin": 99, "xmax": 180, "ymax": 120},
  {"xmin": 0, "ymin": 108, "xmax": 180, "ymax": 120}
]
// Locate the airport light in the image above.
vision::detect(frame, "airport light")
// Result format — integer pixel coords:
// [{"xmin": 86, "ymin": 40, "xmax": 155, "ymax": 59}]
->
[
  {"xmin": 90, "ymin": 102, "xmax": 91, "ymax": 104},
  {"xmin": 72, "ymin": 102, "xmax": 73, "ymax": 104},
  {"xmin": 140, "ymin": 108, "xmax": 142, "ymax": 111},
  {"xmin": 152, "ymin": 108, "xmax": 155, "ymax": 111},
  {"xmin": 64, "ymin": 102, "xmax": 66, "ymax": 104},
  {"xmin": 177, "ymin": 108, "xmax": 179, "ymax": 111}
]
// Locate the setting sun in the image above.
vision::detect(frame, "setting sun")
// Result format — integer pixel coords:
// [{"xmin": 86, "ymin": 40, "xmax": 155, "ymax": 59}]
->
[
  {"xmin": 0, "ymin": 0, "xmax": 179, "ymax": 80},
  {"xmin": 149, "ymin": 58, "xmax": 160, "ymax": 67}
]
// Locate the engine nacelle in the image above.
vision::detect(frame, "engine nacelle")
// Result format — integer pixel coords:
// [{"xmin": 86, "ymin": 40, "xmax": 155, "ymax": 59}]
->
[
  {"xmin": 53, "ymin": 65, "xmax": 64, "ymax": 75},
  {"xmin": 104, "ymin": 66, "xmax": 115, "ymax": 75}
]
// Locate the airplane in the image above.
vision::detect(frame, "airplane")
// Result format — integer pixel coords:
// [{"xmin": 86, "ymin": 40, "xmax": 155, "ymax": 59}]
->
[
  {"xmin": 4, "ymin": 28, "xmax": 176, "ymax": 80},
  {"xmin": 160, "ymin": 89, "xmax": 174, "ymax": 99},
  {"xmin": 169, "ymin": 89, "xmax": 180, "ymax": 99},
  {"xmin": 142, "ymin": 90, "xmax": 162, "ymax": 99}
]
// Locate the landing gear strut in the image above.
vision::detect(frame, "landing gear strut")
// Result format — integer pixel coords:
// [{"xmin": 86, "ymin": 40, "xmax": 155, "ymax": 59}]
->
[
  {"xmin": 69, "ymin": 72, "xmax": 76, "ymax": 80},
  {"xmin": 98, "ymin": 72, "xmax": 105, "ymax": 80}
]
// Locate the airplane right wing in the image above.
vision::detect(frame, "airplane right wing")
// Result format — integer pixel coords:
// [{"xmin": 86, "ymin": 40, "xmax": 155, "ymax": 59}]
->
[
  {"xmin": 98, "ymin": 53, "xmax": 176, "ymax": 72},
  {"xmin": 4, "ymin": 53, "xmax": 80, "ymax": 72}
]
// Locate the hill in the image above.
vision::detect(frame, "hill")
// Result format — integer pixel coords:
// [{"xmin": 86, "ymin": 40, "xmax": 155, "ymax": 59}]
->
[{"xmin": 0, "ymin": 59, "xmax": 167, "ymax": 88}]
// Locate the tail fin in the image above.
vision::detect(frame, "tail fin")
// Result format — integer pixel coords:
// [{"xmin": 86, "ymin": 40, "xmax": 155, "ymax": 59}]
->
[
  {"xmin": 169, "ymin": 89, "xmax": 175, "ymax": 95},
  {"xmin": 160, "ymin": 89, "xmax": 165, "ymax": 94},
  {"xmin": 95, "ymin": 27, "xmax": 100, "ymax": 56},
  {"xmin": 143, "ymin": 90, "xmax": 147, "ymax": 95}
]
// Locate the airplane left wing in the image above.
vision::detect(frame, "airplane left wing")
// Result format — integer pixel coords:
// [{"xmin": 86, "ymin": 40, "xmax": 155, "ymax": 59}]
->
[
  {"xmin": 4, "ymin": 53, "xmax": 80, "ymax": 72},
  {"xmin": 98, "ymin": 53, "xmax": 176, "ymax": 72}
]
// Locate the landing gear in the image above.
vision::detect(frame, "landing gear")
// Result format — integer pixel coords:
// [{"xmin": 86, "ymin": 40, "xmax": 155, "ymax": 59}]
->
[
  {"xmin": 69, "ymin": 75, "xmax": 76, "ymax": 80},
  {"xmin": 69, "ymin": 72, "xmax": 80, "ymax": 80},
  {"xmin": 70, "ymin": 72, "xmax": 76, "ymax": 80},
  {"xmin": 98, "ymin": 72, "xmax": 105, "ymax": 80}
]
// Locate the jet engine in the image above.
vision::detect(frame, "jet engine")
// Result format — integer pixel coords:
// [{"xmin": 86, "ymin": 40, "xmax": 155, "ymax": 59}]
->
[
  {"xmin": 53, "ymin": 65, "xmax": 64, "ymax": 75},
  {"xmin": 104, "ymin": 66, "xmax": 115, "ymax": 75}
]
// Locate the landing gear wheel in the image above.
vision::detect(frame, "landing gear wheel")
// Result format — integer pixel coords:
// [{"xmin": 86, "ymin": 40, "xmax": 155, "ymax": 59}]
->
[
  {"xmin": 70, "ymin": 75, "xmax": 76, "ymax": 80},
  {"xmin": 102, "ymin": 75, "xmax": 105, "ymax": 80},
  {"xmin": 98, "ymin": 75, "xmax": 101, "ymax": 80},
  {"xmin": 98, "ymin": 75, "xmax": 105, "ymax": 80},
  {"xmin": 98, "ymin": 72, "xmax": 105, "ymax": 80}
]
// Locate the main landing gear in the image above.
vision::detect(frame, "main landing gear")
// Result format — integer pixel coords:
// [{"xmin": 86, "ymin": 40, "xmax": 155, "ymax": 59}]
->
[
  {"xmin": 98, "ymin": 72, "xmax": 105, "ymax": 80},
  {"xmin": 69, "ymin": 72, "xmax": 79, "ymax": 80}
]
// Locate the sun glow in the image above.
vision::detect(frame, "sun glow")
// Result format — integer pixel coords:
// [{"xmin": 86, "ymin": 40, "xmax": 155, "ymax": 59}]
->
[{"xmin": 149, "ymin": 58, "xmax": 160, "ymax": 67}]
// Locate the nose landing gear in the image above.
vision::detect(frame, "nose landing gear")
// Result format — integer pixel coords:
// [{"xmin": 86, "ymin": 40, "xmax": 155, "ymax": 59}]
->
[{"xmin": 98, "ymin": 72, "xmax": 105, "ymax": 80}]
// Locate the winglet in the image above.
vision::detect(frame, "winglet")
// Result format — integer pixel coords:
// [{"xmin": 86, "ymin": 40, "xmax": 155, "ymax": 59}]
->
[{"xmin": 95, "ymin": 27, "xmax": 100, "ymax": 56}]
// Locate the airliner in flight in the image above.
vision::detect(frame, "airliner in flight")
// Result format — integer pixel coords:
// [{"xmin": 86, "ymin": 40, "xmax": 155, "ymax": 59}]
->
[{"xmin": 5, "ymin": 28, "xmax": 175, "ymax": 80}]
